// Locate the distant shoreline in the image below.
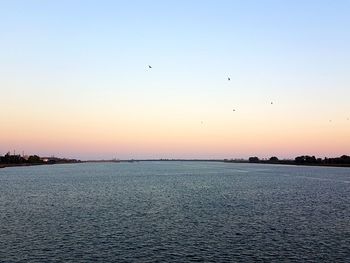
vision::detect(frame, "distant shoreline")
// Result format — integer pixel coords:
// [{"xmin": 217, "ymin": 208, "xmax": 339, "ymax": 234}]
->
[
  {"xmin": 84, "ymin": 159, "xmax": 350, "ymax": 168},
  {"xmin": 2, "ymin": 159, "xmax": 350, "ymax": 169},
  {"xmin": 0, "ymin": 153, "xmax": 81, "ymax": 169},
  {"xmin": 223, "ymin": 160, "xmax": 350, "ymax": 168}
]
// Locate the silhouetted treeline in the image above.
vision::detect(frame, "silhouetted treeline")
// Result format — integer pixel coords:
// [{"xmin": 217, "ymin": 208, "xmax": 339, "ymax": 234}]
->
[
  {"xmin": 0, "ymin": 152, "xmax": 81, "ymax": 167},
  {"xmin": 320, "ymin": 155, "xmax": 350, "ymax": 165},
  {"xmin": 293, "ymin": 155, "xmax": 350, "ymax": 165},
  {"xmin": 0, "ymin": 153, "xmax": 43, "ymax": 164},
  {"xmin": 224, "ymin": 155, "xmax": 350, "ymax": 167}
]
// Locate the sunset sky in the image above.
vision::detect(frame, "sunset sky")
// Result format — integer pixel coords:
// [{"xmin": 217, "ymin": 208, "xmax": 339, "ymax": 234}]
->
[{"xmin": 1, "ymin": 0, "xmax": 350, "ymax": 160}]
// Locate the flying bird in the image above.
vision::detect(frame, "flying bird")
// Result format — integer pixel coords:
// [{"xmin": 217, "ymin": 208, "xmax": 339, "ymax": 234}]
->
[
  {"xmin": 228, "ymin": 77, "xmax": 231, "ymax": 81},
  {"xmin": 148, "ymin": 65, "xmax": 152, "ymax": 69}
]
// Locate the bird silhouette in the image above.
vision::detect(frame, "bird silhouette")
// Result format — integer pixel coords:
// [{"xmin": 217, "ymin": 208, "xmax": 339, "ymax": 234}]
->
[
  {"xmin": 148, "ymin": 65, "xmax": 152, "ymax": 69},
  {"xmin": 228, "ymin": 77, "xmax": 231, "ymax": 81}
]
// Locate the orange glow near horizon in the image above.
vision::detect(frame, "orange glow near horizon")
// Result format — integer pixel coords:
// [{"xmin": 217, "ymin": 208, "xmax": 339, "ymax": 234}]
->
[{"xmin": 2, "ymin": 106, "xmax": 349, "ymax": 159}]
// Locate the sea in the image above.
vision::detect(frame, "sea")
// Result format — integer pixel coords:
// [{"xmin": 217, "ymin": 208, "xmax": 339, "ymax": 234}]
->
[{"xmin": 0, "ymin": 161, "xmax": 349, "ymax": 262}]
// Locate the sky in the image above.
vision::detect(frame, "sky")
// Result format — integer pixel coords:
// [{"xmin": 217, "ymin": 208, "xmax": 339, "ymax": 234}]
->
[{"xmin": 1, "ymin": 0, "xmax": 350, "ymax": 160}]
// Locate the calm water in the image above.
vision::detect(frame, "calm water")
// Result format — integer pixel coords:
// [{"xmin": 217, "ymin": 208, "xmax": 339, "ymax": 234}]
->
[{"xmin": 0, "ymin": 162, "xmax": 349, "ymax": 262}]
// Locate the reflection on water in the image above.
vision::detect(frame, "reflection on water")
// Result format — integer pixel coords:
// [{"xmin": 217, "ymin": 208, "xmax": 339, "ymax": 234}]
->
[{"xmin": 0, "ymin": 162, "xmax": 349, "ymax": 262}]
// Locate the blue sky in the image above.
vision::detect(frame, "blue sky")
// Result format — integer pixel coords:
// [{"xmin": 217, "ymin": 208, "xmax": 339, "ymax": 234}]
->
[{"xmin": 1, "ymin": 1, "xmax": 349, "ymax": 159}]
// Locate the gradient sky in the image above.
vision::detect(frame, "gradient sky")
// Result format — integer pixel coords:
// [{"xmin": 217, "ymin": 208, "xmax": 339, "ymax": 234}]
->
[{"xmin": 1, "ymin": 0, "xmax": 349, "ymax": 160}]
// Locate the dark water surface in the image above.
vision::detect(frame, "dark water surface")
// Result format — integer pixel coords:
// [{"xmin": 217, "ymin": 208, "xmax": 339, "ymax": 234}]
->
[{"xmin": 0, "ymin": 162, "xmax": 349, "ymax": 262}]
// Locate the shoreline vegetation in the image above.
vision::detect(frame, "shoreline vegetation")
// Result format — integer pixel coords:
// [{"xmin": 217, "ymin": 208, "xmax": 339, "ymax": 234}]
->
[
  {"xmin": 86, "ymin": 155, "xmax": 350, "ymax": 168},
  {"xmin": 224, "ymin": 155, "xmax": 350, "ymax": 168},
  {"xmin": 86, "ymin": 155, "xmax": 350, "ymax": 167},
  {"xmin": 0, "ymin": 152, "xmax": 80, "ymax": 169},
  {"xmin": 1, "ymin": 153, "xmax": 350, "ymax": 169}
]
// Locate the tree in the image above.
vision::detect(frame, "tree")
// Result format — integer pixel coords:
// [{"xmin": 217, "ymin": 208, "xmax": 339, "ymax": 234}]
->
[
  {"xmin": 28, "ymin": 155, "xmax": 42, "ymax": 163},
  {"xmin": 269, "ymin": 156, "xmax": 279, "ymax": 162},
  {"xmin": 249, "ymin": 157, "xmax": 260, "ymax": 163},
  {"xmin": 295, "ymin": 155, "xmax": 317, "ymax": 164}
]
